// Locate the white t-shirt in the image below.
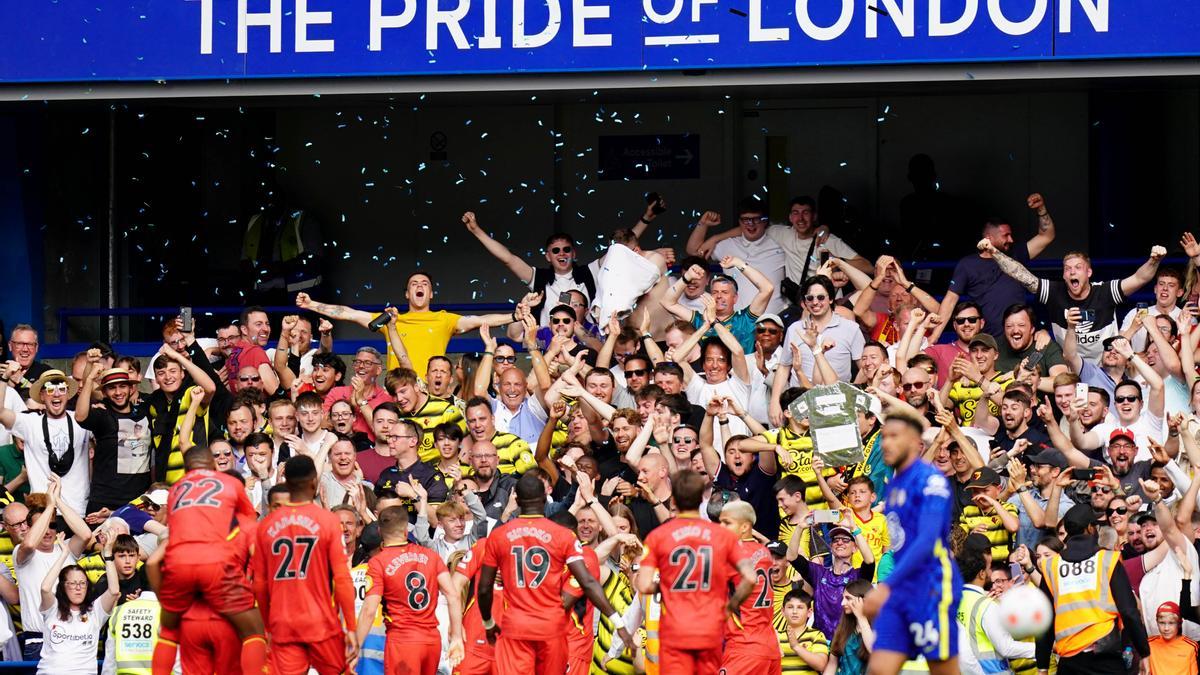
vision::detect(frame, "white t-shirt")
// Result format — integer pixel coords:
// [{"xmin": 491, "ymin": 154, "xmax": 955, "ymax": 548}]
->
[
  {"xmin": 713, "ymin": 234, "xmax": 788, "ymax": 315},
  {"xmin": 779, "ymin": 314, "xmax": 865, "ymax": 383},
  {"xmin": 767, "ymin": 225, "xmax": 861, "ymax": 282},
  {"xmin": 1140, "ymin": 544, "xmax": 1200, "ymax": 640},
  {"xmin": 10, "ymin": 413, "xmax": 91, "ymax": 515},
  {"xmin": 0, "ymin": 388, "xmax": 26, "ymax": 447},
  {"xmin": 266, "ymin": 346, "xmax": 319, "ymax": 377},
  {"xmin": 1090, "ymin": 412, "xmax": 1164, "ymax": 463},
  {"xmin": 38, "ymin": 597, "xmax": 110, "ymax": 674},
  {"xmin": 15, "ymin": 544, "xmax": 78, "ymax": 635},
  {"xmin": 685, "ymin": 375, "xmax": 751, "ymax": 440},
  {"xmin": 743, "ymin": 349, "xmax": 781, "ymax": 425}
]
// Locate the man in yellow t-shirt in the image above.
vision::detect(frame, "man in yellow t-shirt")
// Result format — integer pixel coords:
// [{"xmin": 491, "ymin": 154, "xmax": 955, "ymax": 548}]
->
[{"xmin": 295, "ymin": 272, "xmax": 518, "ymax": 371}]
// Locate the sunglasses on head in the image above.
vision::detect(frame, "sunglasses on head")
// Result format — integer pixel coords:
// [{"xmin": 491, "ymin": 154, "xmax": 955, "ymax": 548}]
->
[
  {"xmin": 1114, "ymin": 395, "xmax": 1140, "ymax": 404},
  {"xmin": 954, "ymin": 316, "xmax": 981, "ymax": 325},
  {"xmin": 550, "ymin": 245, "xmax": 573, "ymax": 255},
  {"xmin": 495, "ymin": 356, "xmax": 516, "ymax": 364},
  {"xmin": 624, "ymin": 368, "xmax": 648, "ymax": 378}
]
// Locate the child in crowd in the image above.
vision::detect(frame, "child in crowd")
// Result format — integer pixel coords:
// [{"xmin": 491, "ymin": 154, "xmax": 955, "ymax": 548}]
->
[
  {"xmin": 1148, "ymin": 601, "xmax": 1199, "ymax": 675},
  {"xmin": 778, "ymin": 589, "xmax": 830, "ymax": 675}
]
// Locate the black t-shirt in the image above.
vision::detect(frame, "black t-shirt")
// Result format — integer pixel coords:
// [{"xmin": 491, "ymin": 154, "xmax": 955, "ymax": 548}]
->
[
  {"xmin": 1037, "ymin": 278, "xmax": 1125, "ymax": 359},
  {"xmin": 995, "ymin": 427, "xmax": 1051, "ymax": 454},
  {"xmin": 78, "ymin": 402, "xmax": 152, "ymax": 509},
  {"xmin": 714, "ymin": 462, "xmax": 780, "ymax": 540},
  {"xmin": 89, "ymin": 567, "xmax": 151, "ymax": 606},
  {"xmin": 591, "ymin": 438, "xmax": 627, "ymax": 482},
  {"xmin": 375, "ymin": 459, "xmax": 449, "ymax": 521}
]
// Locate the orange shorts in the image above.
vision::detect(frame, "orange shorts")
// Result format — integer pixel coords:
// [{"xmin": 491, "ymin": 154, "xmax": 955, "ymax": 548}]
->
[
  {"xmin": 179, "ymin": 617, "xmax": 241, "ymax": 675},
  {"xmin": 494, "ymin": 635, "xmax": 567, "ymax": 675},
  {"xmin": 454, "ymin": 648, "xmax": 496, "ymax": 675},
  {"xmin": 720, "ymin": 647, "xmax": 783, "ymax": 675},
  {"xmin": 158, "ymin": 559, "xmax": 254, "ymax": 615},
  {"xmin": 270, "ymin": 634, "xmax": 348, "ymax": 675},
  {"xmin": 660, "ymin": 645, "xmax": 723, "ymax": 675},
  {"xmin": 385, "ymin": 637, "xmax": 440, "ymax": 675}
]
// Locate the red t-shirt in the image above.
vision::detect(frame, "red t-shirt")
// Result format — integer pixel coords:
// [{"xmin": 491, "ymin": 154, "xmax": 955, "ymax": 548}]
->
[
  {"xmin": 641, "ymin": 515, "xmax": 744, "ymax": 650},
  {"xmin": 481, "ymin": 515, "xmax": 583, "ymax": 640},
  {"xmin": 225, "ymin": 339, "xmax": 270, "ymax": 393},
  {"xmin": 564, "ymin": 545, "xmax": 601, "ymax": 653},
  {"xmin": 925, "ymin": 342, "xmax": 969, "ymax": 388},
  {"xmin": 459, "ymin": 540, "xmax": 504, "ymax": 657},
  {"xmin": 365, "ymin": 542, "xmax": 448, "ymax": 644},
  {"xmin": 165, "ymin": 469, "xmax": 257, "ymax": 566},
  {"xmin": 724, "ymin": 539, "xmax": 778, "ymax": 658},
  {"xmin": 251, "ymin": 502, "xmax": 357, "ymax": 643}
]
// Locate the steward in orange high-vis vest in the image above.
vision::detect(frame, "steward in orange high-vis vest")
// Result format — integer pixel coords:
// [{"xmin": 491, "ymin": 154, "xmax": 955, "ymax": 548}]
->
[{"xmin": 1035, "ymin": 504, "xmax": 1148, "ymax": 675}]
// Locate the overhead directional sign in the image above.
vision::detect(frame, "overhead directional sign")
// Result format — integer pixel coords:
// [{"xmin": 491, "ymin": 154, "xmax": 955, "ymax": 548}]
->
[
  {"xmin": 1, "ymin": 1, "xmax": 1198, "ymax": 84},
  {"xmin": 599, "ymin": 134, "xmax": 700, "ymax": 181}
]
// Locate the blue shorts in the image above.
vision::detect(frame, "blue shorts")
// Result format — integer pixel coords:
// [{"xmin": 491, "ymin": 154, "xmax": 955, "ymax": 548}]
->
[{"xmin": 873, "ymin": 582, "xmax": 960, "ymax": 661}]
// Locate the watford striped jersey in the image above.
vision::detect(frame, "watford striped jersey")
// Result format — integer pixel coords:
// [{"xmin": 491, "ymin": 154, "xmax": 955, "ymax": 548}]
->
[
  {"xmin": 147, "ymin": 387, "xmax": 206, "ymax": 484},
  {"xmin": 758, "ymin": 427, "xmax": 836, "ymax": 510},
  {"xmin": 492, "ymin": 431, "xmax": 536, "ymax": 475},
  {"xmin": 779, "ymin": 625, "xmax": 829, "ymax": 673},
  {"xmin": 957, "ymin": 500, "xmax": 1018, "ymax": 563},
  {"xmin": 400, "ymin": 395, "xmax": 466, "ymax": 464}
]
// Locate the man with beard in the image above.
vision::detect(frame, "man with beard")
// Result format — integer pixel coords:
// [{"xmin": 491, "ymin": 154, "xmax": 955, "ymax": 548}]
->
[
  {"xmin": 297, "ymin": 272, "xmax": 519, "ymax": 373},
  {"xmin": 1011, "ymin": 448, "xmax": 1075, "ymax": 550},
  {"xmin": 2, "ymin": 324, "xmax": 51, "ymax": 401},
  {"xmin": 623, "ymin": 453, "xmax": 672, "ymax": 536},
  {"xmin": 993, "ymin": 304, "xmax": 1068, "ymax": 383},
  {"xmin": 926, "ymin": 301, "xmax": 986, "ymax": 387},
  {"xmin": 75, "ymin": 354, "xmax": 152, "ymax": 514},
  {"xmin": 662, "ymin": 256, "xmax": 775, "ymax": 354},
  {"xmin": 995, "ymin": 390, "xmax": 1050, "ymax": 453},
  {"xmin": 224, "ymin": 306, "xmax": 278, "ymax": 394},
  {"xmin": 0, "ymin": 372, "xmax": 92, "ymax": 514},
  {"xmin": 938, "ymin": 196, "xmax": 1057, "ymax": 340},
  {"xmin": 687, "ymin": 198, "xmax": 788, "ymax": 315},
  {"xmin": 386, "ymin": 367, "xmax": 465, "ymax": 463},
  {"xmin": 1061, "ymin": 427, "xmax": 1156, "ymax": 504},
  {"xmin": 462, "ymin": 440, "xmax": 515, "ymax": 523},
  {"xmin": 984, "ymin": 239, "xmax": 1166, "ymax": 362}
]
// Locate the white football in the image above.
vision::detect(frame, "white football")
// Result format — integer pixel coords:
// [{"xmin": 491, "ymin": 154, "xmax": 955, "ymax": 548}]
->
[{"xmin": 996, "ymin": 584, "xmax": 1052, "ymax": 639}]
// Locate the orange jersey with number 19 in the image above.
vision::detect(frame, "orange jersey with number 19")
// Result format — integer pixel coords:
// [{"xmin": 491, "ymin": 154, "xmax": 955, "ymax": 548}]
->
[
  {"xmin": 481, "ymin": 515, "xmax": 583, "ymax": 641},
  {"xmin": 641, "ymin": 515, "xmax": 744, "ymax": 651},
  {"xmin": 366, "ymin": 542, "xmax": 448, "ymax": 645},
  {"xmin": 251, "ymin": 502, "xmax": 357, "ymax": 644}
]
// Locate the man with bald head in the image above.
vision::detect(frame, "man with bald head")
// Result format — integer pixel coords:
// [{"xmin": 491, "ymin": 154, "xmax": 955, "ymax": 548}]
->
[
  {"xmin": 628, "ymin": 454, "xmax": 672, "ymax": 535},
  {"xmin": 467, "ymin": 439, "xmax": 517, "ymax": 523},
  {"xmin": 489, "ymin": 367, "xmax": 548, "ymax": 446},
  {"xmin": 0, "ymin": 501, "xmax": 28, "ymax": 569}
]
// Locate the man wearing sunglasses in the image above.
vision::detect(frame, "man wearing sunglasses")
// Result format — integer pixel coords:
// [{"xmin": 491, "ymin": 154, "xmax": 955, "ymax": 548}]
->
[
  {"xmin": 1069, "ymin": 375, "xmax": 1165, "ymax": 463},
  {"xmin": 925, "ymin": 301, "xmax": 986, "ymax": 387}
]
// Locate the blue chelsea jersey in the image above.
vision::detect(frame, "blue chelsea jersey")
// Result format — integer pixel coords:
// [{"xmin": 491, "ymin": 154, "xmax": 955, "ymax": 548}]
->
[{"xmin": 883, "ymin": 458, "xmax": 959, "ymax": 590}]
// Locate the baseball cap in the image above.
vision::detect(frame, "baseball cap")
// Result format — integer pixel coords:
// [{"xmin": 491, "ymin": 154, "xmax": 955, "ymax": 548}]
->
[
  {"xmin": 1109, "ymin": 428, "xmax": 1137, "ymax": 445},
  {"xmin": 1134, "ymin": 511, "xmax": 1157, "ymax": 526},
  {"xmin": 965, "ymin": 467, "xmax": 1002, "ymax": 490},
  {"xmin": 1158, "ymin": 601, "xmax": 1181, "ymax": 617},
  {"xmin": 766, "ymin": 541, "xmax": 788, "ymax": 558},
  {"xmin": 756, "ymin": 314, "xmax": 785, "ymax": 329},
  {"xmin": 828, "ymin": 526, "xmax": 854, "ymax": 541},
  {"xmin": 1062, "ymin": 503, "xmax": 1098, "ymax": 536},
  {"xmin": 144, "ymin": 489, "xmax": 170, "ymax": 508},
  {"xmin": 968, "ymin": 334, "xmax": 999, "ymax": 351},
  {"xmin": 1025, "ymin": 448, "xmax": 1068, "ymax": 470}
]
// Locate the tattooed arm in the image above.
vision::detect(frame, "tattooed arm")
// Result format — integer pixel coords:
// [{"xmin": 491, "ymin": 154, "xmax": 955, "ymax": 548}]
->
[
  {"xmin": 978, "ymin": 239, "xmax": 1040, "ymax": 293},
  {"xmin": 295, "ymin": 292, "xmax": 375, "ymax": 328}
]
